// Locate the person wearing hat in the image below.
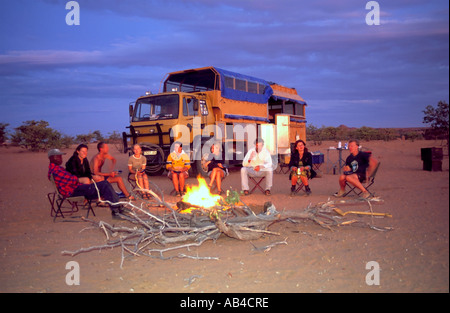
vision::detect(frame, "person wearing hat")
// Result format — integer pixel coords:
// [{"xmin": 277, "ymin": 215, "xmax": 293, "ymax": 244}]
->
[{"xmin": 47, "ymin": 148, "xmax": 125, "ymax": 219}]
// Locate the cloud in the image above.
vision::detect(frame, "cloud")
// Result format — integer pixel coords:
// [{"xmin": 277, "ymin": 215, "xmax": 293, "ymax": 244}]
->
[{"xmin": 1, "ymin": 0, "xmax": 448, "ymax": 134}]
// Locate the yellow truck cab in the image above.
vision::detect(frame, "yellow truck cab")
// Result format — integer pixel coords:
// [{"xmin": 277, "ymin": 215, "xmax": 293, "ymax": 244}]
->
[{"xmin": 123, "ymin": 66, "xmax": 307, "ymax": 176}]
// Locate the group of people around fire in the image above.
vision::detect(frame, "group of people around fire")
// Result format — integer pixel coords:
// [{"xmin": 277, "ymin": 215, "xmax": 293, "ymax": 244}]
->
[{"xmin": 47, "ymin": 138, "xmax": 377, "ymax": 219}]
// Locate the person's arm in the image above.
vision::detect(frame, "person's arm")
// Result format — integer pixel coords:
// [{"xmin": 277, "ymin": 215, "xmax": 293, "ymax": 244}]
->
[
  {"xmin": 260, "ymin": 149, "xmax": 273, "ymax": 170},
  {"xmin": 108, "ymin": 154, "xmax": 117, "ymax": 171},
  {"xmin": 183, "ymin": 153, "xmax": 191, "ymax": 171},
  {"xmin": 140, "ymin": 156, "xmax": 147, "ymax": 171},
  {"xmin": 302, "ymin": 153, "xmax": 313, "ymax": 171},
  {"xmin": 366, "ymin": 156, "xmax": 378, "ymax": 178},
  {"xmin": 243, "ymin": 149, "xmax": 255, "ymax": 167},
  {"xmin": 166, "ymin": 154, "xmax": 173, "ymax": 171},
  {"xmin": 93, "ymin": 156, "xmax": 115, "ymax": 178}
]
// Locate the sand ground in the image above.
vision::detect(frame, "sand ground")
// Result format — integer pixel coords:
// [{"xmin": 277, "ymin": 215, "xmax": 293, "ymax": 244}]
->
[{"xmin": 0, "ymin": 140, "xmax": 448, "ymax": 293}]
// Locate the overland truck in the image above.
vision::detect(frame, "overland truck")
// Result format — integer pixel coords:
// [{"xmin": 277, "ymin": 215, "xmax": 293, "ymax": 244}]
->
[{"xmin": 122, "ymin": 66, "xmax": 307, "ymax": 176}]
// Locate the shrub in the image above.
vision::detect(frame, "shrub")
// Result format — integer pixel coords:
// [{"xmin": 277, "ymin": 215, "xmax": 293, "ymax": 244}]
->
[{"xmin": 11, "ymin": 120, "xmax": 64, "ymax": 152}]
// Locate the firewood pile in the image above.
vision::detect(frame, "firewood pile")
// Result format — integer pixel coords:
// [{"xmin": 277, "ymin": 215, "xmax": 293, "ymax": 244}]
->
[{"xmin": 61, "ymin": 179, "xmax": 393, "ymax": 268}]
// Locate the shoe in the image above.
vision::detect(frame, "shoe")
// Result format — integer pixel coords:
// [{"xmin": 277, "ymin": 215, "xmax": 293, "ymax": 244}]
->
[
  {"xmin": 243, "ymin": 190, "xmax": 249, "ymax": 196},
  {"xmin": 111, "ymin": 209, "xmax": 124, "ymax": 220},
  {"xmin": 290, "ymin": 186, "xmax": 296, "ymax": 196},
  {"xmin": 116, "ymin": 192, "xmax": 126, "ymax": 198},
  {"xmin": 305, "ymin": 186, "xmax": 311, "ymax": 196},
  {"xmin": 361, "ymin": 191, "xmax": 371, "ymax": 199},
  {"xmin": 265, "ymin": 190, "xmax": 271, "ymax": 196},
  {"xmin": 333, "ymin": 190, "xmax": 346, "ymax": 197}
]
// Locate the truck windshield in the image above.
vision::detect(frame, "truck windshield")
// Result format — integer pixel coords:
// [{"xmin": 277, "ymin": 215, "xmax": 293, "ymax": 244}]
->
[{"xmin": 132, "ymin": 94, "xmax": 179, "ymax": 122}]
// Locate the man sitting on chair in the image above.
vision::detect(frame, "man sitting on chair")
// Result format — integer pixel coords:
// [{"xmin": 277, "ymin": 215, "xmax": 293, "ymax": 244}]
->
[
  {"xmin": 91, "ymin": 142, "xmax": 132, "ymax": 200},
  {"xmin": 47, "ymin": 149, "xmax": 125, "ymax": 219},
  {"xmin": 334, "ymin": 140, "xmax": 378, "ymax": 199},
  {"xmin": 241, "ymin": 138, "xmax": 273, "ymax": 195}
]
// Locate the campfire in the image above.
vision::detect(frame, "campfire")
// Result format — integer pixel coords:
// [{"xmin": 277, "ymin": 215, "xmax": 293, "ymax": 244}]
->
[{"xmin": 178, "ymin": 176, "xmax": 223, "ymax": 214}]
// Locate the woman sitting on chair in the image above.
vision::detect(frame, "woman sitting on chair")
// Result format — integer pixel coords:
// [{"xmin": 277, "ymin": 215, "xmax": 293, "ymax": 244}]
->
[
  {"xmin": 166, "ymin": 142, "xmax": 191, "ymax": 196},
  {"xmin": 288, "ymin": 140, "xmax": 316, "ymax": 196},
  {"xmin": 128, "ymin": 144, "xmax": 149, "ymax": 199},
  {"xmin": 204, "ymin": 143, "xmax": 228, "ymax": 195},
  {"xmin": 66, "ymin": 144, "xmax": 101, "ymax": 184}
]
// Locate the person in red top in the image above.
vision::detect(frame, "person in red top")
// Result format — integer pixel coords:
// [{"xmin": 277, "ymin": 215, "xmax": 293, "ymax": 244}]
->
[{"xmin": 47, "ymin": 148, "xmax": 125, "ymax": 219}]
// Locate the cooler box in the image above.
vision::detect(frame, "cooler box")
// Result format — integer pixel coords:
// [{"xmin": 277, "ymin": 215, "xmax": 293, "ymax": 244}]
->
[{"xmin": 312, "ymin": 153, "xmax": 324, "ymax": 164}]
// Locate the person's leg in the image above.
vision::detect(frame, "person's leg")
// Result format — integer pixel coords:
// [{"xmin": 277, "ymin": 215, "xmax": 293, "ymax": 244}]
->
[
  {"xmin": 241, "ymin": 167, "xmax": 250, "ymax": 191},
  {"xmin": 216, "ymin": 169, "xmax": 224, "ymax": 193},
  {"xmin": 179, "ymin": 173, "xmax": 185, "ymax": 193},
  {"xmin": 300, "ymin": 175, "xmax": 309, "ymax": 186},
  {"xmin": 264, "ymin": 170, "xmax": 273, "ymax": 191},
  {"xmin": 107, "ymin": 176, "xmax": 130, "ymax": 197},
  {"xmin": 73, "ymin": 181, "xmax": 121, "ymax": 213},
  {"xmin": 339, "ymin": 174, "xmax": 347, "ymax": 191},
  {"xmin": 142, "ymin": 173, "xmax": 149, "ymax": 190},
  {"xmin": 301, "ymin": 175, "xmax": 311, "ymax": 195},
  {"xmin": 345, "ymin": 174, "xmax": 367, "ymax": 193},
  {"xmin": 172, "ymin": 172, "xmax": 180, "ymax": 192},
  {"xmin": 209, "ymin": 169, "xmax": 217, "ymax": 188}
]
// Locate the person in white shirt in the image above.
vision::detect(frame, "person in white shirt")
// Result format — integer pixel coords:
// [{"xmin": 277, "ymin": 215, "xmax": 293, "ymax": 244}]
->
[{"xmin": 241, "ymin": 138, "xmax": 273, "ymax": 195}]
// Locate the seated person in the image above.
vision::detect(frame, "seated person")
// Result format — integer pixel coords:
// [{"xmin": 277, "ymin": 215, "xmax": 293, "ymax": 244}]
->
[
  {"xmin": 65, "ymin": 144, "xmax": 101, "ymax": 182},
  {"xmin": 334, "ymin": 140, "xmax": 378, "ymax": 199},
  {"xmin": 47, "ymin": 148, "xmax": 125, "ymax": 219},
  {"xmin": 91, "ymin": 142, "xmax": 132, "ymax": 200},
  {"xmin": 203, "ymin": 142, "xmax": 228, "ymax": 195},
  {"xmin": 166, "ymin": 141, "xmax": 190, "ymax": 196},
  {"xmin": 241, "ymin": 138, "xmax": 273, "ymax": 195},
  {"xmin": 288, "ymin": 139, "xmax": 316, "ymax": 196},
  {"xmin": 128, "ymin": 144, "xmax": 150, "ymax": 198}
]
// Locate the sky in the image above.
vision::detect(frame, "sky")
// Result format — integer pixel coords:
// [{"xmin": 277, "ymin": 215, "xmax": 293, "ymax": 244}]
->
[{"xmin": 0, "ymin": 0, "xmax": 448, "ymax": 137}]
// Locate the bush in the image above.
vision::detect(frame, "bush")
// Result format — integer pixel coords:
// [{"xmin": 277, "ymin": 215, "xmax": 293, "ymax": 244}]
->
[
  {"xmin": 0, "ymin": 123, "xmax": 9, "ymax": 143},
  {"xmin": 11, "ymin": 120, "xmax": 65, "ymax": 152}
]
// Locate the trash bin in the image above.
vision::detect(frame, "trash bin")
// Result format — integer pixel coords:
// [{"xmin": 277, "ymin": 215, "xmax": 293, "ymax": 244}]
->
[{"xmin": 421, "ymin": 147, "xmax": 443, "ymax": 171}]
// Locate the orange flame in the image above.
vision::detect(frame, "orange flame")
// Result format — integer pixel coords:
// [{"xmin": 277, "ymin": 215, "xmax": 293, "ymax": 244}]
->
[{"xmin": 180, "ymin": 176, "xmax": 222, "ymax": 213}]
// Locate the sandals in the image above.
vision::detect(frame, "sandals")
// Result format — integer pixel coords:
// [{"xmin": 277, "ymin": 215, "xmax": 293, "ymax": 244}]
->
[{"xmin": 265, "ymin": 190, "xmax": 271, "ymax": 196}]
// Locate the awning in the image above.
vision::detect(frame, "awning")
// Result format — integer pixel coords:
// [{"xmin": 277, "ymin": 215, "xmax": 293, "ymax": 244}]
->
[{"xmin": 270, "ymin": 88, "xmax": 307, "ymax": 105}]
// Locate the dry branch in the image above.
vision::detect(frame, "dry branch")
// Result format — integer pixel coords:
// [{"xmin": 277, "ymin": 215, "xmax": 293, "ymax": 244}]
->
[{"xmin": 62, "ymin": 182, "xmax": 392, "ymax": 267}]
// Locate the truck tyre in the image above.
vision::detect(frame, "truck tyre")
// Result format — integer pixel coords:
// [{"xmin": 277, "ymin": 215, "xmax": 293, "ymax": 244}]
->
[
  {"xmin": 140, "ymin": 143, "xmax": 165, "ymax": 176},
  {"xmin": 194, "ymin": 158, "xmax": 209, "ymax": 178}
]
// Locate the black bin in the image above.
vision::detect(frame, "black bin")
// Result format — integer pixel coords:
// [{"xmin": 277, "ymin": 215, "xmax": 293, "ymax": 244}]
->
[{"xmin": 421, "ymin": 147, "xmax": 443, "ymax": 171}]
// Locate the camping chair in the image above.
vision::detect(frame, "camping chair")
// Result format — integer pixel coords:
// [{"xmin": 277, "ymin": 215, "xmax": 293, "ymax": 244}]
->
[
  {"xmin": 47, "ymin": 175, "xmax": 95, "ymax": 222},
  {"xmin": 292, "ymin": 178, "xmax": 313, "ymax": 195},
  {"xmin": 343, "ymin": 162, "xmax": 381, "ymax": 197},
  {"xmin": 249, "ymin": 176, "xmax": 266, "ymax": 194}
]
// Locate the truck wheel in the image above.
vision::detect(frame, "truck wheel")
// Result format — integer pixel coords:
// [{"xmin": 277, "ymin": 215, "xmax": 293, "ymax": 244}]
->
[
  {"xmin": 194, "ymin": 155, "xmax": 209, "ymax": 178},
  {"xmin": 140, "ymin": 143, "xmax": 165, "ymax": 176}
]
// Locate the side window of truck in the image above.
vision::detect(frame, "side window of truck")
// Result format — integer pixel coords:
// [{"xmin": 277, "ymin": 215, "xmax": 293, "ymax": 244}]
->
[{"xmin": 183, "ymin": 98, "xmax": 198, "ymax": 116}]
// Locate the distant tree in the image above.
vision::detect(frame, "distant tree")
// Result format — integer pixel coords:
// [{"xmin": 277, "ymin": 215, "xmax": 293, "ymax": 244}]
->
[
  {"xmin": 75, "ymin": 130, "xmax": 104, "ymax": 144},
  {"xmin": 0, "ymin": 123, "xmax": 9, "ymax": 143},
  {"xmin": 91, "ymin": 130, "xmax": 104, "ymax": 142},
  {"xmin": 423, "ymin": 101, "xmax": 449, "ymax": 149},
  {"xmin": 306, "ymin": 124, "xmax": 322, "ymax": 145},
  {"xmin": 11, "ymin": 120, "xmax": 63, "ymax": 152}
]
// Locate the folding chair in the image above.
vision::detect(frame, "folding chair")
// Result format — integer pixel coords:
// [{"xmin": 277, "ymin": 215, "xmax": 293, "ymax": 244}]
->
[
  {"xmin": 291, "ymin": 175, "xmax": 314, "ymax": 195},
  {"xmin": 249, "ymin": 176, "xmax": 266, "ymax": 194},
  {"xmin": 127, "ymin": 172, "xmax": 138, "ymax": 190},
  {"xmin": 343, "ymin": 162, "xmax": 381, "ymax": 197},
  {"xmin": 47, "ymin": 175, "xmax": 95, "ymax": 222}
]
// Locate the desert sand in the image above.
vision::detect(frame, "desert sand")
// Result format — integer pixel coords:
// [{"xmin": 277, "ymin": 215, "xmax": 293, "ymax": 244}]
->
[{"xmin": 0, "ymin": 140, "xmax": 448, "ymax": 293}]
